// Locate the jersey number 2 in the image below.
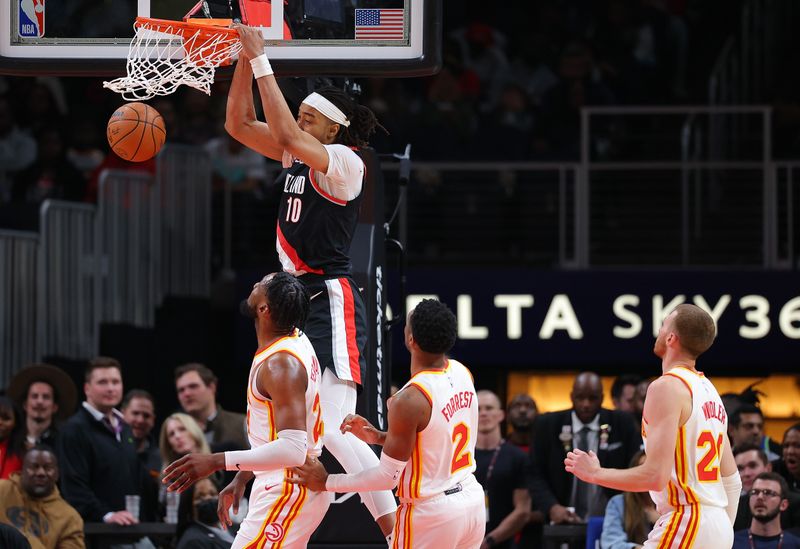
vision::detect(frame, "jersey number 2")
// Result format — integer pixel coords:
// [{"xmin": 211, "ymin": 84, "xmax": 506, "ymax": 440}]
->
[
  {"xmin": 451, "ymin": 422, "xmax": 472, "ymax": 474},
  {"xmin": 696, "ymin": 431, "xmax": 723, "ymax": 481},
  {"xmin": 286, "ymin": 197, "xmax": 302, "ymax": 223}
]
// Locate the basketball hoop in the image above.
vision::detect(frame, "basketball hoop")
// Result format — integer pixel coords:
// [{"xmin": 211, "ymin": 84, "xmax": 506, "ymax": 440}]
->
[{"xmin": 103, "ymin": 17, "xmax": 242, "ymax": 101}]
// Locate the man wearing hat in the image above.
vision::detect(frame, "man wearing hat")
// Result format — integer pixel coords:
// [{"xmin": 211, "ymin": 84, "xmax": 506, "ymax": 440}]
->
[{"xmin": 8, "ymin": 364, "xmax": 77, "ymax": 451}]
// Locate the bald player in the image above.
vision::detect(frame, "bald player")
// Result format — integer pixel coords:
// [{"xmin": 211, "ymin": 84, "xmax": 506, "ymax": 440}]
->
[{"xmin": 566, "ymin": 304, "xmax": 741, "ymax": 548}]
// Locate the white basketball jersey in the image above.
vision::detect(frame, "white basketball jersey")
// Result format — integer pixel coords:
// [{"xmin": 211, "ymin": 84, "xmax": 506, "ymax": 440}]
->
[
  {"xmin": 245, "ymin": 330, "xmax": 324, "ymax": 485},
  {"xmin": 395, "ymin": 359, "xmax": 479, "ymax": 502},
  {"xmin": 643, "ymin": 367, "xmax": 728, "ymax": 512}
]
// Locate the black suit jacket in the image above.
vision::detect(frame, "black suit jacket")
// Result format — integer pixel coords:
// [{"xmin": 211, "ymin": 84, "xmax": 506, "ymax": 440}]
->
[
  {"xmin": 528, "ymin": 408, "xmax": 642, "ymax": 517},
  {"xmin": 58, "ymin": 406, "xmax": 152, "ymax": 522},
  {"xmin": 176, "ymin": 523, "xmax": 233, "ymax": 549}
]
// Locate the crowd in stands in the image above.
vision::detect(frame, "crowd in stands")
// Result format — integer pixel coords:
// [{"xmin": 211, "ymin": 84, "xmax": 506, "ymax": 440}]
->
[{"xmin": 2, "ymin": 359, "xmax": 799, "ymax": 548}]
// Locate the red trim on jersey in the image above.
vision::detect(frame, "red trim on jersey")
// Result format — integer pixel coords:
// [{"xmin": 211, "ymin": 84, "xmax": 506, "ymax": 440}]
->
[
  {"xmin": 308, "ymin": 167, "xmax": 348, "ymax": 206},
  {"xmin": 407, "ymin": 382, "xmax": 433, "ymax": 407},
  {"xmin": 664, "ymin": 372, "xmax": 693, "ymax": 398},
  {"xmin": 339, "ymin": 278, "xmax": 362, "ymax": 384},
  {"xmin": 276, "ymin": 224, "xmax": 324, "ymax": 275}
]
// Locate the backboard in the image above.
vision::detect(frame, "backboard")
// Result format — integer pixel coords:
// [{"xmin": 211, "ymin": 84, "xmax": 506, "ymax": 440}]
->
[{"xmin": 0, "ymin": 0, "xmax": 440, "ymax": 77}]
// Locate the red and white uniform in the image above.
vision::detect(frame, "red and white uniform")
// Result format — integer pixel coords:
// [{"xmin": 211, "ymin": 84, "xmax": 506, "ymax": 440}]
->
[
  {"xmin": 642, "ymin": 367, "xmax": 733, "ymax": 549},
  {"xmin": 392, "ymin": 359, "xmax": 485, "ymax": 549},
  {"xmin": 233, "ymin": 331, "xmax": 329, "ymax": 549}
]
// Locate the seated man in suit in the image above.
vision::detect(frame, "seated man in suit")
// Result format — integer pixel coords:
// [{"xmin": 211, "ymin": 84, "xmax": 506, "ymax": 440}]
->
[{"xmin": 529, "ymin": 372, "xmax": 642, "ymax": 525}]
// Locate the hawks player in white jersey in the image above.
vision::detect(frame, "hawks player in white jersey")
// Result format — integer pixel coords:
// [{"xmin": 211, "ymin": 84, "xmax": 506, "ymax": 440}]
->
[
  {"xmin": 291, "ymin": 299, "xmax": 485, "ymax": 548},
  {"xmin": 162, "ymin": 272, "xmax": 328, "ymax": 548},
  {"xmin": 566, "ymin": 304, "xmax": 742, "ymax": 549}
]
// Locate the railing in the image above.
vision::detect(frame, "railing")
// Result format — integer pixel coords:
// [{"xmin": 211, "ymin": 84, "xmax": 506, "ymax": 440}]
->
[
  {"xmin": 0, "ymin": 230, "xmax": 38, "ymax": 388},
  {"xmin": 97, "ymin": 171, "xmax": 159, "ymax": 327},
  {"xmin": 37, "ymin": 201, "xmax": 98, "ymax": 360},
  {"xmin": 0, "ymin": 145, "xmax": 211, "ymax": 382}
]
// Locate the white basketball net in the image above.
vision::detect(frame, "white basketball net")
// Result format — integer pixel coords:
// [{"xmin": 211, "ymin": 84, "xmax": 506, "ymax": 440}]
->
[{"xmin": 103, "ymin": 20, "xmax": 243, "ymax": 101}]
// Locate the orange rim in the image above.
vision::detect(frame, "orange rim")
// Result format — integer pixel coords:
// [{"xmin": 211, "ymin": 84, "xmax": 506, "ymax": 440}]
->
[{"xmin": 134, "ymin": 17, "xmax": 238, "ymax": 41}]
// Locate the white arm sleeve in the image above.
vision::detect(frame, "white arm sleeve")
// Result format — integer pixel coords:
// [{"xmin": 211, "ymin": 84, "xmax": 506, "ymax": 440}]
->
[
  {"xmin": 325, "ymin": 452, "xmax": 406, "ymax": 493},
  {"xmin": 722, "ymin": 471, "xmax": 742, "ymax": 524},
  {"xmin": 224, "ymin": 429, "xmax": 307, "ymax": 471},
  {"xmin": 312, "ymin": 144, "xmax": 363, "ymax": 202}
]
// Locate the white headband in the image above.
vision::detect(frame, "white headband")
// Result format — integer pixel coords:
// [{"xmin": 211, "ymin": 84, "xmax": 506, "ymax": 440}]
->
[{"xmin": 302, "ymin": 92, "xmax": 350, "ymax": 127}]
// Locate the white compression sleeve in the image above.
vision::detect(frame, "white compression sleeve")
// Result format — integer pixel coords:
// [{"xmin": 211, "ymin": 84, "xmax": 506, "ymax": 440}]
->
[
  {"xmin": 224, "ymin": 429, "xmax": 307, "ymax": 471},
  {"xmin": 722, "ymin": 471, "xmax": 742, "ymax": 524},
  {"xmin": 325, "ymin": 452, "xmax": 407, "ymax": 493}
]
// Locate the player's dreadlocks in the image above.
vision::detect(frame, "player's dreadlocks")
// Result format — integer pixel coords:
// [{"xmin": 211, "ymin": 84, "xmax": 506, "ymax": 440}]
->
[
  {"xmin": 316, "ymin": 86, "xmax": 386, "ymax": 148},
  {"xmin": 409, "ymin": 299, "xmax": 457, "ymax": 355},
  {"xmin": 264, "ymin": 272, "xmax": 310, "ymax": 334}
]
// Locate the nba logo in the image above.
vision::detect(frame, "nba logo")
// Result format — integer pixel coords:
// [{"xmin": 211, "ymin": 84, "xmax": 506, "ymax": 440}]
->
[{"xmin": 19, "ymin": 0, "xmax": 45, "ymax": 38}]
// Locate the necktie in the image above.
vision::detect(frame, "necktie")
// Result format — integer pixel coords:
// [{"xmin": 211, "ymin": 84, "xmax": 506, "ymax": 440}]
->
[{"xmin": 573, "ymin": 426, "xmax": 591, "ymax": 518}]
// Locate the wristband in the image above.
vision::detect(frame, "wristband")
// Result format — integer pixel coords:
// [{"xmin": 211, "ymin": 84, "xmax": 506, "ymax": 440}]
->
[{"xmin": 250, "ymin": 54, "xmax": 273, "ymax": 79}]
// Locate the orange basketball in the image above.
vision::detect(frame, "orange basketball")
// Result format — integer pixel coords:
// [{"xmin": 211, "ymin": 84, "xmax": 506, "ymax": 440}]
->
[{"xmin": 107, "ymin": 102, "xmax": 166, "ymax": 162}]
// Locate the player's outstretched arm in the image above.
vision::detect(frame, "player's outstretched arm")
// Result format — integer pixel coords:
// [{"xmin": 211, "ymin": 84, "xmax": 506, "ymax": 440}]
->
[
  {"xmin": 224, "ymin": 46, "xmax": 283, "ymax": 161},
  {"xmin": 290, "ymin": 385, "xmax": 431, "ymax": 492},
  {"xmin": 719, "ymin": 430, "xmax": 742, "ymax": 524},
  {"xmin": 162, "ymin": 353, "xmax": 308, "ymax": 492},
  {"xmin": 565, "ymin": 377, "xmax": 684, "ymax": 492},
  {"xmin": 235, "ymin": 25, "xmax": 335, "ymax": 174}
]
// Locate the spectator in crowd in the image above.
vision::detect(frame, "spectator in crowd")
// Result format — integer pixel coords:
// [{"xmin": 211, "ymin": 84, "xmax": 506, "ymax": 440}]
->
[
  {"xmin": 506, "ymin": 393, "xmax": 538, "ymax": 452},
  {"xmin": 529, "ymin": 372, "xmax": 641, "ymax": 524},
  {"xmin": 732, "ymin": 473, "xmax": 800, "ymax": 549},
  {"xmin": 0, "ymin": 522, "xmax": 31, "ymax": 549},
  {"xmin": 600, "ymin": 450, "xmax": 659, "ymax": 549},
  {"xmin": 204, "ymin": 132, "xmax": 268, "ymax": 195},
  {"xmin": 736, "ymin": 443, "xmax": 772, "ymax": 495},
  {"xmin": 610, "ymin": 374, "xmax": 642, "ymax": 414},
  {"xmin": 475, "ymin": 390, "xmax": 531, "ymax": 549},
  {"xmin": 8, "ymin": 363, "xmax": 77, "ymax": 451},
  {"xmin": 0, "ymin": 446, "xmax": 84, "ymax": 549},
  {"xmin": 121, "ymin": 390, "xmax": 161, "ymax": 480},
  {"xmin": 58, "ymin": 357, "xmax": 154, "ymax": 526},
  {"xmin": 158, "ymin": 413, "xmax": 211, "ymax": 468},
  {"xmin": 11, "ymin": 127, "xmax": 86, "ymax": 206},
  {"xmin": 174, "ymin": 364, "xmax": 248, "ymax": 452},
  {"xmin": 0, "ymin": 95, "xmax": 37, "ymax": 204},
  {"xmin": 773, "ymin": 423, "xmax": 800, "ymax": 493},
  {"xmin": 65, "ymin": 118, "xmax": 105, "ymax": 182},
  {"xmin": 0, "ymin": 396, "xmax": 24, "ymax": 479},
  {"xmin": 175, "ymin": 478, "xmax": 233, "ymax": 549},
  {"xmin": 731, "ymin": 404, "xmax": 782, "ymax": 462},
  {"xmin": 734, "ymin": 443, "xmax": 800, "ymax": 532}
]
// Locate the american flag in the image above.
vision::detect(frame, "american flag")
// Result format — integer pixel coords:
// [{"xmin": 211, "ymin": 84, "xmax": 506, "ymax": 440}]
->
[{"xmin": 354, "ymin": 9, "xmax": 404, "ymax": 40}]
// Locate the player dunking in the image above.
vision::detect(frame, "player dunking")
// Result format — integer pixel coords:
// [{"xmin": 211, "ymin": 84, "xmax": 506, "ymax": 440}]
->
[
  {"xmin": 291, "ymin": 299, "xmax": 486, "ymax": 548},
  {"xmin": 565, "ymin": 304, "xmax": 742, "ymax": 548},
  {"xmin": 226, "ymin": 25, "xmax": 398, "ymax": 540},
  {"xmin": 162, "ymin": 273, "xmax": 329, "ymax": 548}
]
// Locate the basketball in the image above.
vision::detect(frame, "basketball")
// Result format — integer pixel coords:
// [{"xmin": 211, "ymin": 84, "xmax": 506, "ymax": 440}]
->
[{"xmin": 106, "ymin": 102, "xmax": 166, "ymax": 162}]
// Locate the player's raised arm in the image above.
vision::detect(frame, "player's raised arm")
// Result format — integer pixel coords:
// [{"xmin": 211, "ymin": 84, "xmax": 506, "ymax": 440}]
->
[
  {"xmin": 565, "ymin": 376, "xmax": 685, "ymax": 492},
  {"xmin": 291, "ymin": 384, "xmax": 431, "ymax": 492},
  {"xmin": 235, "ymin": 24, "xmax": 333, "ymax": 173},
  {"xmin": 224, "ymin": 48, "xmax": 284, "ymax": 161}
]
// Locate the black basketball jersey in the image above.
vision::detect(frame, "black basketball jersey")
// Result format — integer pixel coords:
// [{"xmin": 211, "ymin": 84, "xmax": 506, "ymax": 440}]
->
[{"xmin": 276, "ymin": 148, "xmax": 364, "ymax": 277}]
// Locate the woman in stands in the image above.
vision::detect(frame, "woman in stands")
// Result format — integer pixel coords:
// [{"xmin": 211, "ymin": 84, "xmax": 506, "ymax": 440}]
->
[{"xmin": 600, "ymin": 451, "xmax": 659, "ymax": 549}]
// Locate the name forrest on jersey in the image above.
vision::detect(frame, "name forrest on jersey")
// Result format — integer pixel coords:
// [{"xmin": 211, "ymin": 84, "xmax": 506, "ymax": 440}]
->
[
  {"xmin": 284, "ymin": 173, "xmax": 306, "ymax": 194},
  {"xmin": 441, "ymin": 390, "xmax": 475, "ymax": 422}
]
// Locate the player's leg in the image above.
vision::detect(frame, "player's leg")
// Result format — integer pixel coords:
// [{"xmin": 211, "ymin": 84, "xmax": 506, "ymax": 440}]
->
[
  {"xmin": 231, "ymin": 477, "xmax": 329, "ymax": 549},
  {"xmin": 305, "ymin": 277, "xmax": 397, "ymax": 535},
  {"xmin": 320, "ymin": 368, "xmax": 397, "ymax": 535},
  {"xmin": 642, "ymin": 504, "xmax": 708, "ymax": 549}
]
